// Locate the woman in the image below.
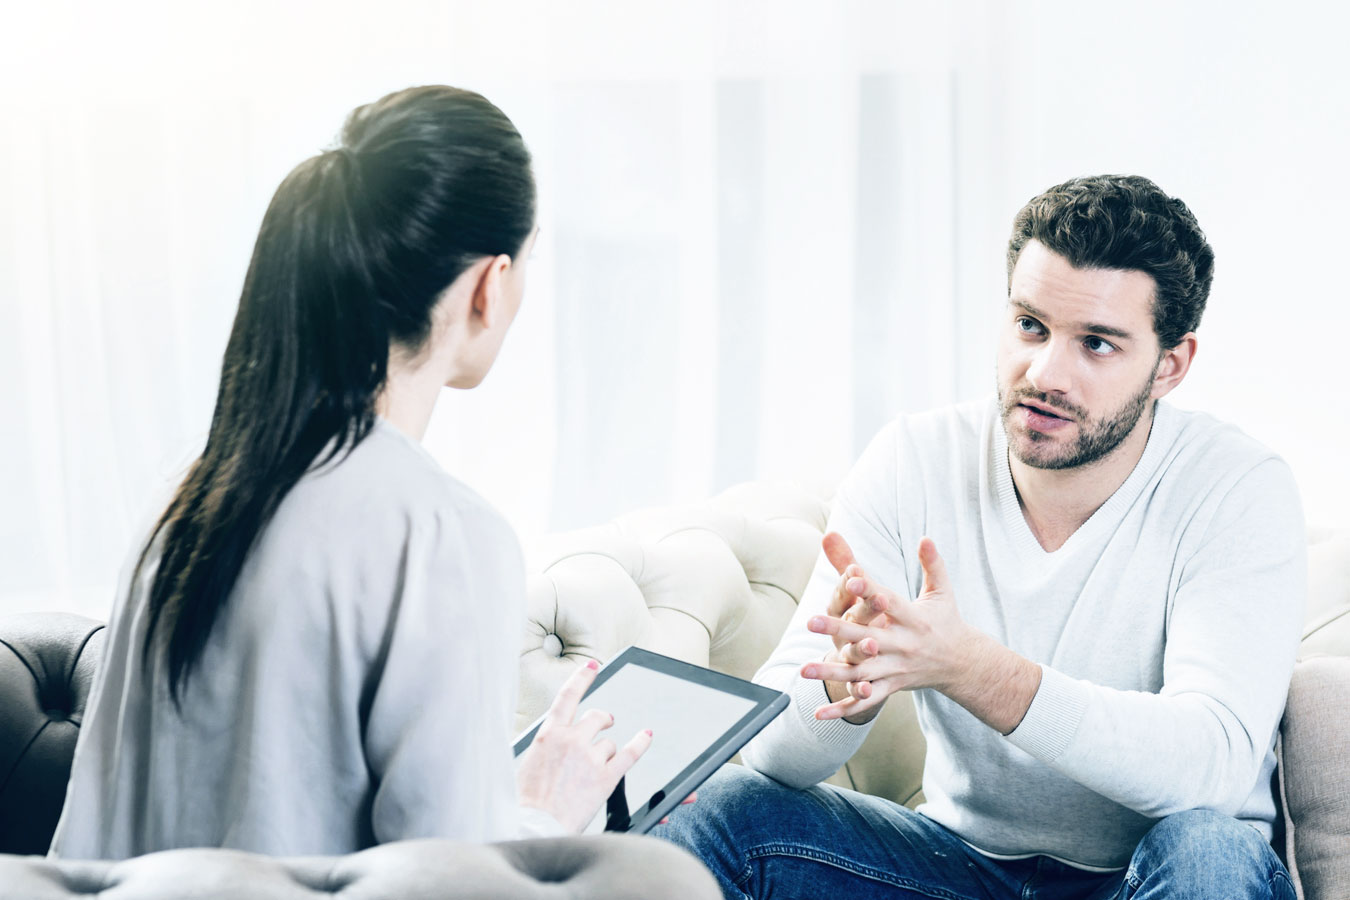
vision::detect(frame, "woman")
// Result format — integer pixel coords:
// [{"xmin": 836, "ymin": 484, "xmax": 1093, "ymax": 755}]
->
[{"xmin": 50, "ymin": 85, "xmax": 645, "ymax": 859}]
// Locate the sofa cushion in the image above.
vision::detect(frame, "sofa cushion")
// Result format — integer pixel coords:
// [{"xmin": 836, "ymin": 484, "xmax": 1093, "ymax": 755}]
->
[{"xmin": 1279, "ymin": 656, "xmax": 1350, "ymax": 900}]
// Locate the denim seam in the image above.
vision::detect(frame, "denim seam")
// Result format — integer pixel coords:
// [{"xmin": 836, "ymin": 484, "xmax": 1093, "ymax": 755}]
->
[
  {"xmin": 743, "ymin": 841, "xmax": 984, "ymax": 900},
  {"xmin": 1123, "ymin": 865, "xmax": 1142, "ymax": 893}
]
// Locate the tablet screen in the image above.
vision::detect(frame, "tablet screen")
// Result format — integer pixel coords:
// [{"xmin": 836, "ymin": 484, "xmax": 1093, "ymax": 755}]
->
[
  {"xmin": 513, "ymin": 647, "xmax": 787, "ymax": 834},
  {"xmin": 573, "ymin": 663, "xmax": 758, "ymax": 833}
]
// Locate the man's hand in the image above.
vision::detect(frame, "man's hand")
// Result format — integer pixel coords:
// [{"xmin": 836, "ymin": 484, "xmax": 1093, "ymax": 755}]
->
[
  {"xmin": 801, "ymin": 535, "xmax": 1043, "ymax": 733},
  {"xmin": 818, "ymin": 532, "xmax": 893, "ymax": 715}
]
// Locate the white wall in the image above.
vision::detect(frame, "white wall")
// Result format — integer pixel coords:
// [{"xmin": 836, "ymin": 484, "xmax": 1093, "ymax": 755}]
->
[{"xmin": 994, "ymin": 0, "xmax": 1350, "ymax": 527}]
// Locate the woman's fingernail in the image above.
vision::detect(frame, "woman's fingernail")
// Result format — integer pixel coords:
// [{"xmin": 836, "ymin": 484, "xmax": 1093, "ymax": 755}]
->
[
  {"xmin": 587, "ymin": 659, "xmax": 599, "ymax": 670},
  {"xmin": 809, "ymin": 616, "xmax": 824, "ymax": 630},
  {"xmin": 645, "ymin": 729, "xmax": 653, "ymax": 737}
]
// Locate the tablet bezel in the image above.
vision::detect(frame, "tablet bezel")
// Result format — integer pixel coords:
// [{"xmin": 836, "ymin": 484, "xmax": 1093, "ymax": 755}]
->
[{"xmin": 512, "ymin": 646, "xmax": 788, "ymax": 834}]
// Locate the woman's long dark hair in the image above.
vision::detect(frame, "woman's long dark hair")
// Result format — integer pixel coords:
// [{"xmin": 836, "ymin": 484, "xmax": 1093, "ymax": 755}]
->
[{"xmin": 138, "ymin": 85, "xmax": 535, "ymax": 702}]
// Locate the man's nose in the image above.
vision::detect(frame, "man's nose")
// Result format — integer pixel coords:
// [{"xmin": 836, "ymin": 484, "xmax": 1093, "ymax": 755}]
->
[{"xmin": 1025, "ymin": 339, "xmax": 1073, "ymax": 395}]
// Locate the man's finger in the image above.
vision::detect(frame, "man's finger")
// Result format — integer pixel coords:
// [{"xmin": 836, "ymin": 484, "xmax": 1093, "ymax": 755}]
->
[
  {"xmin": 807, "ymin": 614, "xmax": 871, "ymax": 644},
  {"xmin": 800, "ymin": 658, "xmax": 882, "ymax": 684},
  {"xmin": 849, "ymin": 680, "xmax": 873, "ymax": 700},
  {"xmin": 810, "ymin": 685, "xmax": 885, "ymax": 723},
  {"xmin": 607, "ymin": 729, "xmax": 653, "ymax": 778},
  {"xmin": 822, "ymin": 532, "xmax": 858, "ymax": 576},
  {"xmin": 845, "ymin": 571, "xmax": 918, "ymax": 629},
  {"xmin": 840, "ymin": 635, "xmax": 879, "ymax": 665},
  {"xmin": 918, "ymin": 536, "xmax": 952, "ymax": 597},
  {"xmin": 840, "ymin": 572, "xmax": 895, "ymax": 616},
  {"xmin": 826, "ymin": 565, "xmax": 864, "ymax": 619},
  {"xmin": 545, "ymin": 659, "xmax": 599, "ymax": 724}
]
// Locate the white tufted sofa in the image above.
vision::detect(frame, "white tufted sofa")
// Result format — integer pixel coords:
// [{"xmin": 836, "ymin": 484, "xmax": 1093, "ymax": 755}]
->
[{"xmin": 518, "ymin": 482, "xmax": 1350, "ymax": 899}]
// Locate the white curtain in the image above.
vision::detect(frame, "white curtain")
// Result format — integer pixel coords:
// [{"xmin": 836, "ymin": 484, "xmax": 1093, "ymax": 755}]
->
[
  {"xmin": 0, "ymin": 1, "xmax": 1006, "ymax": 617},
  {"xmin": 4, "ymin": 0, "xmax": 1347, "ymax": 619}
]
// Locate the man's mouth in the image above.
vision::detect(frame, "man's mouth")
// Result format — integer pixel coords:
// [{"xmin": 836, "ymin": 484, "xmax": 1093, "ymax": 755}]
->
[{"xmin": 1019, "ymin": 400, "xmax": 1072, "ymax": 421}]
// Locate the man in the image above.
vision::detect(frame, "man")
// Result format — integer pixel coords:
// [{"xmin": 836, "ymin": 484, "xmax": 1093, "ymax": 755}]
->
[{"xmin": 657, "ymin": 175, "xmax": 1305, "ymax": 899}]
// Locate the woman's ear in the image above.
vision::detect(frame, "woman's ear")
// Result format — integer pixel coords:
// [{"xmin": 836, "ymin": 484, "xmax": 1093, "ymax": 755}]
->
[{"xmin": 471, "ymin": 254, "xmax": 514, "ymax": 330}]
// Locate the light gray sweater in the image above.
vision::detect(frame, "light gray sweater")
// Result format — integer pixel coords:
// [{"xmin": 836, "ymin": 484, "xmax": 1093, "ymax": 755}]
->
[
  {"xmin": 51, "ymin": 419, "xmax": 560, "ymax": 860},
  {"xmin": 740, "ymin": 399, "xmax": 1306, "ymax": 871}
]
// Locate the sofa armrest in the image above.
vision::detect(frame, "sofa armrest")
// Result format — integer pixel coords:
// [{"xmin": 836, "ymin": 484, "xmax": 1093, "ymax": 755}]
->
[
  {"xmin": 517, "ymin": 482, "xmax": 830, "ymax": 733},
  {"xmin": 1279, "ymin": 656, "xmax": 1350, "ymax": 900}
]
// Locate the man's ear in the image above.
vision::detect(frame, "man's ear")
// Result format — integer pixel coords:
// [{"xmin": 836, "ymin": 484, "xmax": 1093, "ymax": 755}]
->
[
  {"xmin": 470, "ymin": 254, "xmax": 514, "ymax": 330},
  {"xmin": 1150, "ymin": 332, "xmax": 1197, "ymax": 399}
]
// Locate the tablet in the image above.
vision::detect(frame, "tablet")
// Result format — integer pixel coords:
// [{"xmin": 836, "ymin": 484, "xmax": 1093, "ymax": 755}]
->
[{"xmin": 513, "ymin": 646, "xmax": 788, "ymax": 834}]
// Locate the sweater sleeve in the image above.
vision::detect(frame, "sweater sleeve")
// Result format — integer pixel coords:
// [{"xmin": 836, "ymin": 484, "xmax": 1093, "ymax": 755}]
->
[
  {"xmin": 361, "ymin": 501, "xmax": 530, "ymax": 843},
  {"xmin": 1005, "ymin": 458, "xmax": 1307, "ymax": 818},
  {"xmin": 740, "ymin": 421, "xmax": 912, "ymax": 788}
]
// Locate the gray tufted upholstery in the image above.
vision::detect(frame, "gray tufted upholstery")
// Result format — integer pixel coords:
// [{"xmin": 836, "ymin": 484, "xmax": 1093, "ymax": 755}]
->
[
  {"xmin": 0, "ymin": 613, "xmax": 105, "ymax": 855},
  {"xmin": 0, "ymin": 835, "xmax": 717, "ymax": 899}
]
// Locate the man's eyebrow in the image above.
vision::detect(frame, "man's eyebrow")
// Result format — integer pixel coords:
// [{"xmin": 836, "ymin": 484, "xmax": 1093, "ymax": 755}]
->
[{"xmin": 1010, "ymin": 299, "xmax": 1134, "ymax": 341}]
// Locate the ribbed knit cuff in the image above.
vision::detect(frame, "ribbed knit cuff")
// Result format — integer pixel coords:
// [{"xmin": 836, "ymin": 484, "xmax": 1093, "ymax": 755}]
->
[
  {"xmin": 1004, "ymin": 665, "xmax": 1088, "ymax": 763},
  {"xmin": 791, "ymin": 672, "xmax": 874, "ymax": 749}
]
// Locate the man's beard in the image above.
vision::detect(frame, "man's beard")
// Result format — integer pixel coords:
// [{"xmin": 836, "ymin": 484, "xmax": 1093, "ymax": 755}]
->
[{"xmin": 998, "ymin": 370, "xmax": 1157, "ymax": 471}]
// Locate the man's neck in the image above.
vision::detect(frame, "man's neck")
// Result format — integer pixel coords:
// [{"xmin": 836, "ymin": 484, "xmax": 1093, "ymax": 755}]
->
[{"xmin": 1009, "ymin": 409, "xmax": 1156, "ymax": 552}]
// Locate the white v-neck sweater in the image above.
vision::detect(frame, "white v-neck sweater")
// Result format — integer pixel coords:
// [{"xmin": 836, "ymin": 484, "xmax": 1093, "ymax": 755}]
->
[
  {"xmin": 740, "ymin": 399, "xmax": 1307, "ymax": 871},
  {"xmin": 51, "ymin": 419, "xmax": 562, "ymax": 860}
]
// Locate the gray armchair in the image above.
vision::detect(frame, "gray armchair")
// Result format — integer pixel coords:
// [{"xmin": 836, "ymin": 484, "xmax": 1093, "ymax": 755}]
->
[{"xmin": 0, "ymin": 612, "xmax": 719, "ymax": 899}]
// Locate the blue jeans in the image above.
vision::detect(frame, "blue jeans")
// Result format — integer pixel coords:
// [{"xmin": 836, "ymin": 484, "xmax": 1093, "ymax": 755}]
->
[{"xmin": 652, "ymin": 765, "xmax": 1294, "ymax": 900}]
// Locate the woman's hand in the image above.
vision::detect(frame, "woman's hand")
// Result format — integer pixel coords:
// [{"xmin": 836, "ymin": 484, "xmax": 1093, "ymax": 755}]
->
[{"xmin": 515, "ymin": 659, "xmax": 653, "ymax": 833}]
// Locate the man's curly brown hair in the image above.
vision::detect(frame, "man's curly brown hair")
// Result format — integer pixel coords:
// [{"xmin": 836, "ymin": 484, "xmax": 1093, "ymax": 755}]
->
[{"xmin": 1006, "ymin": 175, "xmax": 1214, "ymax": 350}]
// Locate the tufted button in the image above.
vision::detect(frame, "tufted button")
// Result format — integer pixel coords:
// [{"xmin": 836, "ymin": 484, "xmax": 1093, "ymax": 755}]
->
[
  {"xmin": 541, "ymin": 633, "xmax": 564, "ymax": 657},
  {"xmin": 42, "ymin": 684, "xmax": 73, "ymax": 720}
]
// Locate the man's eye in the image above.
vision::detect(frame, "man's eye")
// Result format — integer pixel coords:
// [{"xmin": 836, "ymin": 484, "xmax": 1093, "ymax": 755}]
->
[
  {"xmin": 1016, "ymin": 317, "xmax": 1042, "ymax": 334},
  {"xmin": 1085, "ymin": 336, "xmax": 1116, "ymax": 356}
]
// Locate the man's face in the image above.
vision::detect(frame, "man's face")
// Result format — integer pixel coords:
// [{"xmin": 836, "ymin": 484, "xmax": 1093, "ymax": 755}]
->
[{"xmin": 996, "ymin": 240, "xmax": 1164, "ymax": 471}]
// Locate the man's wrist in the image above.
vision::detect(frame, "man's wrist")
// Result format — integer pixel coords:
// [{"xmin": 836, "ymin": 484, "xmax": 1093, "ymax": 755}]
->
[{"xmin": 944, "ymin": 631, "xmax": 1041, "ymax": 735}]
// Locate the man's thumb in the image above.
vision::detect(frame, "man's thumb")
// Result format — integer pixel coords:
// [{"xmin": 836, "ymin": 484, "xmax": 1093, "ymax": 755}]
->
[
  {"xmin": 917, "ymin": 537, "xmax": 951, "ymax": 597},
  {"xmin": 822, "ymin": 532, "xmax": 857, "ymax": 575}
]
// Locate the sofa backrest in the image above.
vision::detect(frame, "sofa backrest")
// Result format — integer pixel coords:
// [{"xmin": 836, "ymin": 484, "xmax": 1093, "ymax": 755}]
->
[{"xmin": 0, "ymin": 612, "xmax": 105, "ymax": 854}]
